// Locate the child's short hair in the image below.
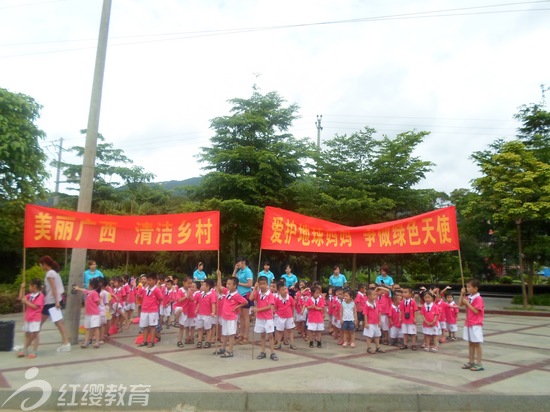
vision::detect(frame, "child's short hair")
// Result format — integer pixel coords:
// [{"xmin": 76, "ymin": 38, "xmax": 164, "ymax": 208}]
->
[
  {"xmin": 166, "ymin": 279, "xmax": 173, "ymax": 285},
  {"xmin": 357, "ymin": 283, "xmax": 366, "ymax": 291},
  {"xmin": 258, "ymin": 275, "xmax": 268, "ymax": 283},
  {"xmin": 343, "ymin": 289, "xmax": 355, "ymax": 299},
  {"xmin": 182, "ymin": 275, "xmax": 192, "ymax": 282},
  {"xmin": 467, "ymin": 279, "xmax": 480, "ymax": 289},
  {"xmin": 366, "ymin": 289, "xmax": 375, "ymax": 298},
  {"xmin": 277, "ymin": 282, "xmax": 287, "ymax": 291},
  {"xmin": 203, "ymin": 279, "xmax": 214, "ymax": 289},
  {"xmin": 228, "ymin": 277, "xmax": 239, "ymax": 287},
  {"xmin": 445, "ymin": 292, "xmax": 454, "ymax": 298},
  {"xmin": 311, "ymin": 285, "xmax": 322, "ymax": 294},
  {"xmin": 194, "ymin": 281, "xmax": 201, "ymax": 289},
  {"xmin": 123, "ymin": 274, "xmax": 130, "ymax": 282},
  {"xmin": 146, "ymin": 273, "xmax": 157, "ymax": 281},
  {"xmin": 29, "ymin": 278, "xmax": 42, "ymax": 289}
]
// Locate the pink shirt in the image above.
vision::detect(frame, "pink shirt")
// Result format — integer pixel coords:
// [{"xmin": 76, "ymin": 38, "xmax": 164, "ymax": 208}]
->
[
  {"xmin": 162, "ymin": 288, "xmax": 176, "ymax": 307},
  {"xmin": 420, "ymin": 303, "xmax": 440, "ymax": 327},
  {"xmin": 377, "ymin": 293, "xmax": 391, "ymax": 315},
  {"xmin": 306, "ymin": 296, "xmax": 325, "ymax": 323},
  {"xmin": 399, "ymin": 298, "xmax": 418, "ymax": 325},
  {"xmin": 173, "ymin": 288, "xmax": 191, "ymax": 310},
  {"xmin": 389, "ymin": 303, "xmax": 401, "ymax": 328},
  {"xmin": 186, "ymin": 291, "xmax": 200, "ymax": 318},
  {"xmin": 254, "ymin": 290, "xmax": 274, "ymax": 320},
  {"xmin": 435, "ymin": 299, "xmax": 448, "ymax": 322},
  {"xmin": 25, "ymin": 292, "xmax": 44, "ymax": 322},
  {"xmin": 274, "ymin": 295, "xmax": 294, "ymax": 318},
  {"xmin": 445, "ymin": 301, "xmax": 459, "ymax": 324},
  {"xmin": 84, "ymin": 290, "xmax": 100, "ymax": 316},
  {"xmin": 355, "ymin": 292, "xmax": 365, "ymax": 313},
  {"xmin": 215, "ymin": 287, "xmax": 228, "ymax": 316},
  {"xmin": 139, "ymin": 286, "xmax": 164, "ymax": 313},
  {"xmin": 465, "ymin": 293, "xmax": 484, "ymax": 326},
  {"xmin": 125, "ymin": 284, "xmax": 136, "ymax": 304},
  {"xmin": 113, "ymin": 286, "xmax": 127, "ymax": 304},
  {"xmin": 196, "ymin": 290, "xmax": 216, "ymax": 316},
  {"xmin": 363, "ymin": 301, "xmax": 380, "ymax": 325},
  {"xmin": 221, "ymin": 291, "xmax": 247, "ymax": 321},
  {"xmin": 332, "ymin": 298, "xmax": 342, "ymax": 321}
]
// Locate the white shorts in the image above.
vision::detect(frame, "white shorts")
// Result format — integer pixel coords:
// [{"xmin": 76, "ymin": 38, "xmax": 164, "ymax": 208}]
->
[
  {"xmin": 99, "ymin": 314, "xmax": 106, "ymax": 325},
  {"xmin": 85, "ymin": 315, "xmax": 101, "ymax": 329},
  {"xmin": 363, "ymin": 324, "xmax": 381, "ymax": 338},
  {"xmin": 380, "ymin": 314, "xmax": 390, "ymax": 331},
  {"xmin": 254, "ymin": 318, "xmax": 275, "ymax": 334},
  {"xmin": 463, "ymin": 325, "xmax": 484, "ymax": 343},
  {"xmin": 295, "ymin": 311, "xmax": 306, "ymax": 322},
  {"xmin": 23, "ymin": 321, "xmax": 41, "ymax": 333},
  {"xmin": 448, "ymin": 323, "xmax": 458, "ymax": 333},
  {"xmin": 162, "ymin": 305, "xmax": 172, "ymax": 317},
  {"xmin": 439, "ymin": 321, "xmax": 447, "ymax": 331},
  {"xmin": 183, "ymin": 317, "xmax": 195, "ymax": 328},
  {"xmin": 196, "ymin": 314, "xmax": 213, "ymax": 330},
  {"xmin": 389, "ymin": 325, "xmax": 403, "ymax": 339},
  {"xmin": 332, "ymin": 318, "xmax": 341, "ymax": 329},
  {"xmin": 422, "ymin": 326, "xmax": 438, "ymax": 336},
  {"xmin": 139, "ymin": 312, "xmax": 159, "ymax": 328},
  {"xmin": 275, "ymin": 317, "xmax": 295, "ymax": 331},
  {"xmin": 221, "ymin": 319, "xmax": 238, "ymax": 336},
  {"xmin": 125, "ymin": 303, "xmax": 136, "ymax": 311},
  {"xmin": 307, "ymin": 322, "xmax": 325, "ymax": 331},
  {"xmin": 401, "ymin": 323, "xmax": 417, "ymax": 335},
  {"xmin": 212, "ymin": 316, "xmax": 220, "ymax": 325}
]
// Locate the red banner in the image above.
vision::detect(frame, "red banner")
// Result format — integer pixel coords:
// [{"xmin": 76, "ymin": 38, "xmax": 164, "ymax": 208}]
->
[
  {"xmin": 261, "ymin": 206, "xmax": 459, "ymax": 254},
  {"xmin": 24, "ymin": 205, "xmax": 219, "ymax": 251}
]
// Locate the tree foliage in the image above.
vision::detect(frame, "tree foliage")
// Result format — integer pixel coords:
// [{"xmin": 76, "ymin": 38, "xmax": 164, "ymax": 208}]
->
[
  {"xmin": 195, "ymin": 89, "xmax": 316, "ymax": 207},
  {"xmin": 0, "ymin": 88, "xmax": 48, "ymax": 276}
]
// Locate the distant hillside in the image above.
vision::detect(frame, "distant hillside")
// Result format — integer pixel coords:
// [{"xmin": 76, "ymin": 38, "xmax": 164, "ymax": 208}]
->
[{"xmin": 156, "ymin": 177, "xmax": 202, "ymax": 190}]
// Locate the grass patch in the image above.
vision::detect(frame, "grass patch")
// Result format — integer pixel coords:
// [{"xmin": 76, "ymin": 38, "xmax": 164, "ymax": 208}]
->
[
  {"xmin": 504, "ymin": 305, "xmax": 550, "ymax": 312},
  {"xmin": 512, "ymin": 294, "xmax": 550, "ymax": 306}
]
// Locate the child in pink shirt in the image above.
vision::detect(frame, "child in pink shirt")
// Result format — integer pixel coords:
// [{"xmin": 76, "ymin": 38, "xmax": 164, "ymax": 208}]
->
[
  {"xmin": 173, "ymin": 276, "xmax": 194, "ymax": 348},
  {"xmin": 376, "ymin": 285, "xmax": 392, "ymax": 345},
  {"xmin": 445, "ymin": 293, "xmax": 459, "ymax": 341},
  {"xmin": 460, "ymin": 279, "xmax": 485, "ymax": 371},
  {"xmin": 137, "ymin": 273, "xmax": 164, "ymax": 348},
  {"xmin": 389, "ymin": 293, "xmax": 404, "ymax": 348},
  {"xmin": 363, "ymin": 288, "xmax": 385, "ymax": 354},
  {"xmin": 73, "ymin": 278, "xmax": 102, "ymax": 349},
  {"xmin": 161, "ymin": 279, "xmax": 176, "ymax": 330},
  {"xmin": 274, "ymin": 283, "xmax": 297, "ymax": 350},
  {"xmin": 434, "ymin": 287, "xmax": 450, "ymax": 343},
  {"xmin": 215, "ymin": 271, "xmax": 247, "ymax": 358},
  {"xmin": 420, "ymin": 292, "xmax": 440, "ymax": 352},
  {"xmin": 305, "ymin": 286, "xmax": 325, "ymax": 348},
  {"xmin": 195, "ymin": 279, "xmax": 217, "ymax": 349},
  {"xmin": 332, "ymin": 288, "xmax": 344, "ymax": 344},
  {"xmin": 354, "ymin": 284, "xmax": 366, "ymax": 331},
  {"xmin": 399, "ymin": 287, "xmax": 419, "ymax": 350},
  {"xmin": 123, "ymin": 275, "xmax": 137, "ymax": 324},
  {"xmin": 17, "ymin": 279, "xmax": 44, "ymax": 359},
  {"xmin": 183, "ymin": 281, "xmax": 199, "ymax": 344},
  {"xmin": 250, "ymin": 276, "xmax": 278, "ymax": 361}
]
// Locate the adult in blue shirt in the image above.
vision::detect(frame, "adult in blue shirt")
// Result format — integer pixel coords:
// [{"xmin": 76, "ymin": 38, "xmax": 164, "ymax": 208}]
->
[
  {"xmin": 258, "ymin": 261, "xmax": 275, "ymax": 285},
  {"xmin": 329, "ymin": 265, "xmax": 347, "ymax": 288},
  {"xmin": 83, "ymin": 260, "xmax": 104, "ymax": 288},
  {"xmin": 281, "ymin": 265, "xmax": 298, "ymax": 296},
  {"xmin": 233, "ymin": 256, "xmax": 253, "ymax": 344},
  {"xmin": 375, "ymin": 265, "xmax": 394, "ymax": 290},
  {"xmin": 193, "ymin": 261, "xmax": 207, "ymax": 281}
]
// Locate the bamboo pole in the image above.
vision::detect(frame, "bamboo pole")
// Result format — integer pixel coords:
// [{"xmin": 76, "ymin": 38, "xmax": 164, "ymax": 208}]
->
[{"xmin": 458, "ymin": 249, "xmax": 466, "ymax": 289}]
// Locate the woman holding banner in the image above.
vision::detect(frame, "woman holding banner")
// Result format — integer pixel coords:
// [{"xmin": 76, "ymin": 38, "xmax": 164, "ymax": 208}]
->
[
  {"xmin": 39, "ymin": 255, "xmax": 71, "ymax": 352},
  {"xmin": 233, "ymin": 256, "xmax": 253, "ymax": 344}
]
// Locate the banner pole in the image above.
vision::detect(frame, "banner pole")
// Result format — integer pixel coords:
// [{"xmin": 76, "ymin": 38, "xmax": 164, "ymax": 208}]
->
[
  {"xmin": 458, "ymin": 249, "xmax": 465, "ymax": 289},
  {"xmin": 22, "ymin": 248, "xmax": 27, "ymax": 285},
  {"xmin": 217, "ymin": 250, "xmax": 220, "ymax": 271},
  {"xmin": 257, "ymin": 249, "xmax": 262, "ymax": 282}
]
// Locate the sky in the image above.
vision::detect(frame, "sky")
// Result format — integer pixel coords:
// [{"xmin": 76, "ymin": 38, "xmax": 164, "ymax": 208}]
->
[{"xmin": 1, "ymin": 0, "xmax": 549, "ymax": 196}]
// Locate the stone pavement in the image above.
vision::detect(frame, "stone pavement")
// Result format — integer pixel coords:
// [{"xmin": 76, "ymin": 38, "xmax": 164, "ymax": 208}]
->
[{"xmin": 0, "ymin": 298, "xmax": 549, "ymax": 411}]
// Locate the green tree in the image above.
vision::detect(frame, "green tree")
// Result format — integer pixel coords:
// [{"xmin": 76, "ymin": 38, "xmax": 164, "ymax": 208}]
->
[
  {"xmin": 56, "ymin": 131, "xmax": 155, "ymax": 211},
  {"xmin": 0, "ymin": 88, "xmax": 49, "ymax": 281},
  {"xmin": 469, "ymin": 140, "xmax": 550, "ymax": 306},
  {"xmin": 194, "ymin": 89, "xmax": 316, "ymax": 207}
]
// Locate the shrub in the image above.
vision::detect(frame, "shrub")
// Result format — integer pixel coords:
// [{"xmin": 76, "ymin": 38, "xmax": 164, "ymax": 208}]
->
[
  {"xmin": 511, "ymin": 294, "xmax": 550, "ymax": 306},
  {"xmin": 499, "ymin": 276, "xmax": 513, "ymax": 285}
]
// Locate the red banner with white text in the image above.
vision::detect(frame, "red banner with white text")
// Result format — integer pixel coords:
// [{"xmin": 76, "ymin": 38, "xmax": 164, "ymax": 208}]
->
[
  {"xmin": 261, "ymin": 206, "xmax": 459, "ymax": 254},
  {"xmin": 24, "ymin": 205, "xmax": 219, "ymax": 251}
]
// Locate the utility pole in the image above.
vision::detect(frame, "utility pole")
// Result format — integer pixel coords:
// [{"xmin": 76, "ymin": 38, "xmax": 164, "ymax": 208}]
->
[
  {"xmin": 65, "ymin": 0, "xmax": 112, "ymax": 344},
  {"xmin": 53, "ymin": 137, "xmax": 63, "ymax": 207},
  {"xmin": 315, "ymin": 115, "xmax": 323, "ymax": 149}
]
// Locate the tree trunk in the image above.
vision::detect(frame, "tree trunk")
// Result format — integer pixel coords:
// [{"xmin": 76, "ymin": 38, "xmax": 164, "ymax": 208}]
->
[
  {"xmin": 527, "ymin": 261, "xmax": 535, "ymax": 299},
  {"xmin": 351, "ymin": 254, "xmax": 357, "ymax": 289},
  {"xmin": 516, "ymin": 220, "xmax": 528, "ymax": 307}
]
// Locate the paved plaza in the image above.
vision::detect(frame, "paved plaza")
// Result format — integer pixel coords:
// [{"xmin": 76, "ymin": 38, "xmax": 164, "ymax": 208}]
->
[{"xmin": 0, "ymin": 298, "xmax": 549, "ymax": 411}]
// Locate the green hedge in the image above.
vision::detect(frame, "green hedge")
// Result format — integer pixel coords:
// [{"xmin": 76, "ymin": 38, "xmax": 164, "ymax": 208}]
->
[{"xmin": 512, "ymin": 294, "xmax": 550, "ymax": 306}]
